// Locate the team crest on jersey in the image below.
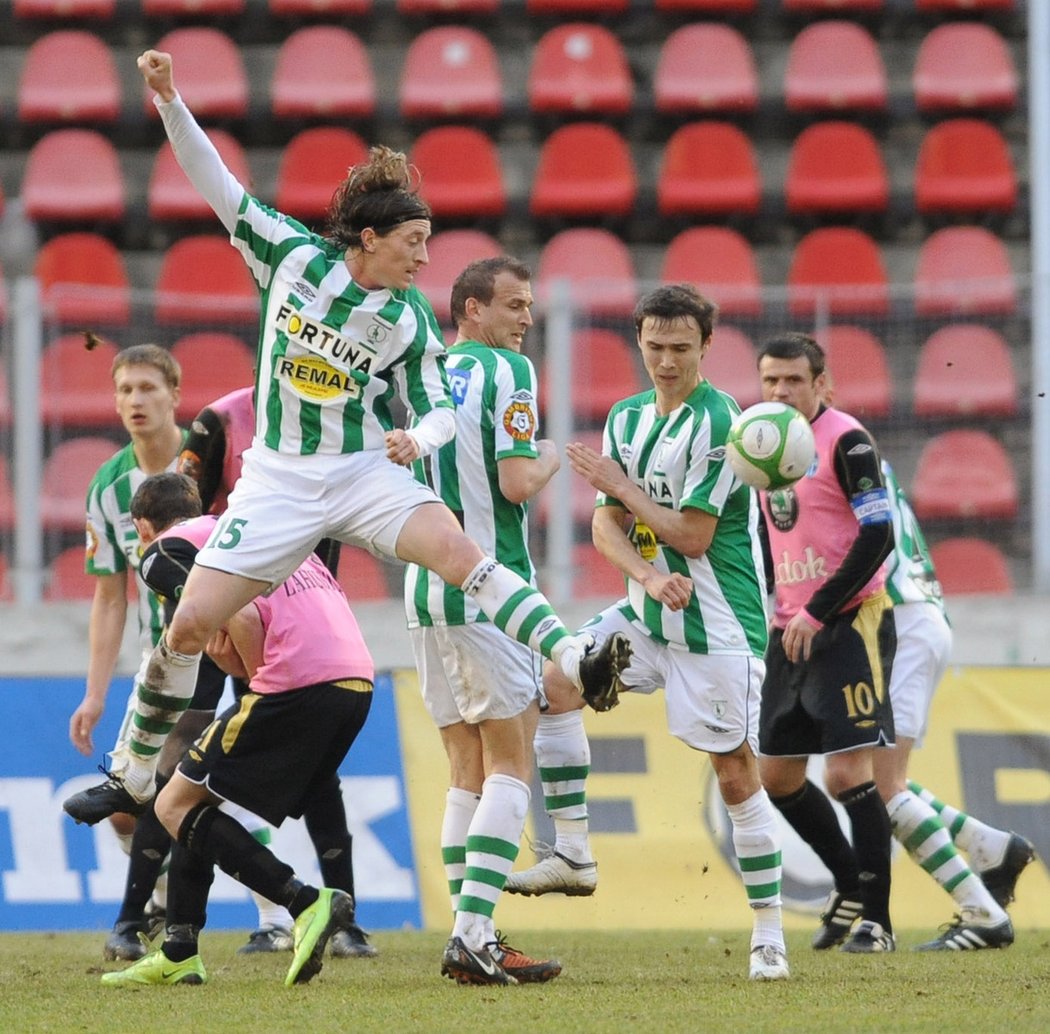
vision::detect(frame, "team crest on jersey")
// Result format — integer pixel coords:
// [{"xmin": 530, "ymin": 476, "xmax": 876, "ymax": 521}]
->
[
  {"xmin": 503, "ymin": 400, "xmax": 535, "ymax": 442},
  {"xmin": 366, "ymin": 317, "xmax": 393, "ymax": 345},
  {"xmin": 448, "ymin": 367, "xmax": 471, "ymax": 406},
  {"xmin": 85, "ymin": 523, "xmax": 98, "ymax": 559},
  {"xmin": 767, "ymin": 487, "xmax": 799, "ymax": 532},
  {"xmin": 278, "ymin": 355, "xmax": 362, "ymax": 403}
]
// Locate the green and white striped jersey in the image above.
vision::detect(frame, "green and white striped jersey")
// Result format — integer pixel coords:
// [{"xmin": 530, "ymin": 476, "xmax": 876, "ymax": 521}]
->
[
  {"xmin": 882, "ymin": 461, "xmax": 947, "ymax": 614},
  {"xmin": 405, "ymin": 343, "xmax": 540, "ymax": 627},
  {"xmin": 84, "ymin": 436, "xmax": 186, "ymax": 652},
  {"xmin": 231, "ymin": 197, "xmax": 452, "ymax": 456},
  {"xmin": 601, "ymin": 381, "xmax": 768, "ymax": 657}
]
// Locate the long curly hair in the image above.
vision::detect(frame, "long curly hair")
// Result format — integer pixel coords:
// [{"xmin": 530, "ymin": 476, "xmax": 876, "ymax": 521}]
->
[{"xmin": 326, "ymin": 145, "xmax": 431, "ymax": 251}]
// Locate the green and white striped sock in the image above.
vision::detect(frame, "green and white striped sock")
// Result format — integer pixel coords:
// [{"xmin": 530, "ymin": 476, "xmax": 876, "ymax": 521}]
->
[
  {"xmin": 907, "ymin": 779, "xmax": 1011, "ymax": 872},
  {"xmin": 536, "ymin": 710, "xmax": 592, "ymax": 863},
  {"xmin": 442, "ymin": 787, "xmax": 481, "ymax": 914},
  {"xmin": 727, "ymin": 789, "xmax": 784, "ymax": 952}
]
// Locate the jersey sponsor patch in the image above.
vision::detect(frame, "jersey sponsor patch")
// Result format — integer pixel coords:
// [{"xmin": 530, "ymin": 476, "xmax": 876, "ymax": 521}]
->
[
  {"xmin": 277, "ymin": 355, "xmax": 363, "ymax": 403},
  {"xmin": 852, "ymin": 487, "xmax": 892, "ymax": 525},
  {"xmin": 274, "ymin": 304, "xmax": 378, "ymax": 373},
  {"xmin": 85, "ymin": 524, "xmax": 98, "ymax": 559},
  {"xmin": 448, "ymin": 367, "xmax": 471, "ymax": 406},
  {"xmin": 632, "ymin": 521, "xmax": 658, "ymax": 561},
  {"xmin": 503, "ymin": 400, "xmax": 535, "ymax": 442}
]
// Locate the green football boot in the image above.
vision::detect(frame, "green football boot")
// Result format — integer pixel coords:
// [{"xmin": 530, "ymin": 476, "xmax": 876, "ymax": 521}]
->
[{"xmin": 101, "ymin": 948, "xmax": 206, "ymax": 987}]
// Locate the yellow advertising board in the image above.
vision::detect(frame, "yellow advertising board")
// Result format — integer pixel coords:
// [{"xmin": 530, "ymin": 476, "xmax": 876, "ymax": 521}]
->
[{"xmin": 395, "ymin": 666, "xmax": 1049, "ymax": 931}]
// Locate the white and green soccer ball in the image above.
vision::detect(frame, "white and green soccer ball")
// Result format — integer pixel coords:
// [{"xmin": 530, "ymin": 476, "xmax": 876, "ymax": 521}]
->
[{"xmin": 725, "ymin": 401, "xmax": 816, "ymax": 491}]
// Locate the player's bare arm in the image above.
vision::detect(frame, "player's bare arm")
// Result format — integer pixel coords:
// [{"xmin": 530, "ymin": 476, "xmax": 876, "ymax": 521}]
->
[
  {"xmin": 137, "ymin": 49, "xmax": 176, "ymax": 103},
  {"xmin": 498, "ymin": 439, "xmax": 560, "ymax": 504}
]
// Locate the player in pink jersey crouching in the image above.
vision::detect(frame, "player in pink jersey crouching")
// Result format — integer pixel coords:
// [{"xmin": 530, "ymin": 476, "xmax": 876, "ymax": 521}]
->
[
  {"xmin": 755, "ymin": 333, "xmax": 897, "ymax": 954},
  {"xmin": 100, "ymin": 473, "xmax": 373, "ymax": 989}
]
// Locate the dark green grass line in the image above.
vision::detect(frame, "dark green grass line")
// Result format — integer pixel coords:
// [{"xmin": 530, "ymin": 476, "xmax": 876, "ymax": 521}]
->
[{"xmin": 1, "ymin": 929, "xmax": 1048, "ymax": 1034}]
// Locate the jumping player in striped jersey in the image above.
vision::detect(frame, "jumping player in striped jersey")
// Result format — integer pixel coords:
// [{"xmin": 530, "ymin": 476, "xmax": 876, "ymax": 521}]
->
[
  {"xmin": 72, "ymin": 50, "xmax": 631, "ymax": 929},
  {"xmin": 405, "ymin": 257, "xmax": 563, "ymax": 985},
  {"xmin": 508, "ymin": 285, "xmax": 789, "ymax": 982}
]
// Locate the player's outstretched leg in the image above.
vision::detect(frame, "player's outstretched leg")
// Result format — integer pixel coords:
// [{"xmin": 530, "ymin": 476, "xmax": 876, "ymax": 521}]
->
[{"xmin": 63, "ymin": 764, "xmax": 152, "ymax": 825}]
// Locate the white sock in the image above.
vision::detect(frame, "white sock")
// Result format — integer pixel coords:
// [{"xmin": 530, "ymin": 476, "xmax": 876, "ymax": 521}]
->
[
  {"xmin": 535, "ymin": 711, "xmax": 593, "ymax": 863},
  {"xmin": 726, "ymin": 789, "xmax": 784, "ymax": 952}
]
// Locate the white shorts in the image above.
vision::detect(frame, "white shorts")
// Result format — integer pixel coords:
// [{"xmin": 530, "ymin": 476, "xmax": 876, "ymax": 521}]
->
[
  {"xmin": 583, "ymin": 608, "xmax": 764, "ymax": 754},
  {"xmin": 888, "ymin": 600, "xmax": 952, "ymax": 745},
  {"xmin": 411, "ymin": 623, "xmax": 542, "ymax": 727},
  {"xmin": 194, "ymin": 445, "xmax": 440, "ymax": 588}
]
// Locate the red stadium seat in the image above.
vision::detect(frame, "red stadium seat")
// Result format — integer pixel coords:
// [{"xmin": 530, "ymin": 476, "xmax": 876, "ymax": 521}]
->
[
  {"xmin": 929, "ymin": 537, "xmax": 1013, "ymax": 596},
  {"xmin": 661, "ymin": 227, "xmax": 762, "ymax": 318},
  {"xmin": 143, "ymin": 0, "xmax": 245, "ymax": 13},
  {"xmin": 337, "ymin": 545, "xmax": 393, "ymax": 601},
  {"xmin": 410, "ymin": 127, "xmax": 506, "ymax": 219},
  {"xmin": 705, "ymin": 326, "xmax": 760, "ymax": 409},
  {"xmin": 149, "ymin": 131, "xmax": 252, "ymax": 222},
  {"xmin": 527, "ymin": 0, "xmax": 628, "ymax": 12},
  {"xmin": 815, "ymin": 324, "xmax": 891, "ymax": 420},
  {"xmin": 573, "ymin": 543, "xmax": 626, "ymax": 601},
  {"xmin": 171, "ymin": 333, "xmax": 256, "ymax": 422},
  {"xmin": 915, "ymin": 119, "xmax": 1017, "ymax": 215},
  {"xmin": 786, "ymin": 121, "xmax": 888, "ymax": 215},
  {"xmin": 34, "ymin": 234, "xmax": 130, "ymax": 326},
  {"xmin": 269, "ymin": 0, "xmax": 371, "ymax": 14},
  {"xmin": 399, "ymin": 27, "xmax": 503, "ymax": 121},
  {"xmin": 145, "ymin": 29, "xmax": 248, "ymax": 121},
  {"xmin": 41, "ymin": 436, "xmax": 118, "ymax": 533},
  {"xmin": 0, "ymin": 455, "xmax": 15, "ymax": 532},
  {"xmin": 413, "ymin": 229, "xmax": 502, "ymax": 324},
  {"xmin": 39, "ymin": 334, "xmax": 121, "ymax": 427},
  {"xmin": 654, "ymin": 23, "xmax": 758, "ymax": 117},
  {"xmin": 530, "ymin": 123, "xmax": 637, "ymax": 219},
  {"xmin": 45, "ymin": 546, "xmax": 97, "ymax": 601},
  {"xmin": 913, "ymin": 324, "xmax": 1018, "ymax": 419},
  {"xmin": 536, "ymin": 431, "xmax": 604, "ymax": 527},
  {"xmin": 398, "ymin": 0, "xmax": 497, "ymax": 11},
  {"xmin": 529, "ymin": 24, "xmax": 633, "ymax": 117},
  {"xmin": 914, "ymin": 24, "xmax": 1018, "ymax": 113},
  {"xmin": 275, "ymin": 128, "xmax": 369, "ymax": 223},
  {"xmin": 155, "ymin": 236, "xmax": 258, "ymax": 326},
  {"xmin": 788, "ymin": 228, "xmax": 889, "ymax": 317},
  {"xmin": 654, "ymin": 0, "xmax": 756, "ymax": 10},
  {"xmin": 561, "ymin": 328, "xmax": 640, "ymax": 424},
  {"xmin": 657, "ymin": 122, "xmax": 761, "ymax": 217},
  {"xmin": 915, "ymin": 0, "xmax": 1013, "ymax": 11},
  {"xmin": 914, "ymin": 227, "xmax": 1016, "ymax": 317},
  {"xmin": 271, "ymin": 26, "xmax": 375, "ymax": 121},
  {"xmin": 911, "ymin": 430, "xmax": 1018, "ymax": 521},
  {"xmin": 17, "ymin": 31, "xmax": 120, "ymax": 124},
  {"xmin": 785, "ymin": 21, "xmax": 887, "ymax": 114},
  {"xmin": 14, "ymin": 0, "xmax": 115, "ymax": 17},
  {"xmin": 23, "ymin": 129, "xmax": 125, "ymax": 223},
  {"xmin": 781, "ymin": 0, "xmax": 883, "ymax": 10},
  {"xmin": 0, "ymin": 361, "xmax": 10, "ymax": 431},
  {"xmin": 536, "ymin": 228, "xmax": 636, "ymax": 319}
]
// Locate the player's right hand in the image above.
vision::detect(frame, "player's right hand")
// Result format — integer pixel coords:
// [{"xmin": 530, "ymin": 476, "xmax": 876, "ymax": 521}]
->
[{"xmin": 137, "ymin": 50, "xmax": 176, "ymax": 103}]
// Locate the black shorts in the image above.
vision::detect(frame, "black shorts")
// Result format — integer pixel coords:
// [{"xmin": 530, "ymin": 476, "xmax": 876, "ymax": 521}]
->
[
  {"xmin": 178, "ymin": 678, "xmax": 372, "ymax": 827},
  {"xmin": 759, "ymin": 592, "xmax": 895, "ymax": 757}
]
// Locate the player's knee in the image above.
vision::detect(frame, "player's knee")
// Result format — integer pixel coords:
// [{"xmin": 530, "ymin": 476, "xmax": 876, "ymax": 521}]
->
[{"xmin": 542, "ymin": 661, "xmax": 583, "ymax": 713}]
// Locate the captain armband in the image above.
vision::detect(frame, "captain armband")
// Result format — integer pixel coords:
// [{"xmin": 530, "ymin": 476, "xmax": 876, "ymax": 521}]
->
[{"xmin": 851, "ymin": 487, "xmax": 892, "ymax": 526}]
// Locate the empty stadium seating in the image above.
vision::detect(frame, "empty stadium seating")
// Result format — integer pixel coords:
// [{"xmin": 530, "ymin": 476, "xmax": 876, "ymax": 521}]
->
[
  {"xmin": 816, "ymin": 324, "xmax": 891, "ymax": 420},
  {"xmin": 171, "ymin": 334, "xmax": 255, "ymax": 422},
  {"xmin": 148, "ymin": 131, "xmax": 252, "ymax": 222},
  {"xmin": 913, "ymin": 324, "xmax": 1018, "ymax": 419},
  {"xmin": 660, "ymin": 227, "xmax": 762, "ymax": 318},
  {"xmin": 275, "ymin": 128, "xmax": 369, "ymax": 223},
  {"xmin": 41, "ymin": 436, "xmax": 118, "ymax": 533},
  {"xmin": 914, "ymin": 23, "xmax": 1018, "ymax": 113},
  {"xmin": 145, "ymin": 28, "xmax": 248, "ymax": 121},
  {"xmin": 409, "ymin": 127, "xmax": 507, "ymax": 219},
  {"xmin": 399, "ymin": 27, "xmax": 503, "ymax": 121},
  {"xmin": 572, "ymin": 542, "xmax": 627, "ymax": 601},
  {"xmin": 34, "ymin": 233, "xmax": 130, "ymax": 325},
  {"xmin": 529, "ymin": 23, "xmax": 633, "ymax": 116},
  {"xmin": 913, "ymin": 226, "xmax": 1016, "ymax": 317},
  {"xmin": 784, "ymin": 21, "xmax": 888, "ymax": 114},
  {"xmin": 154, "ymin": 236, "xmax": 259, "ymax": 325},
  {"xmin": 786, "ymin": 122, "xmax": 889, "ymax": 215},
  {"xmin": 705, "ymin": 326, "xmax": 760, "ymax": 408},
  {"xmin": 930, "ymin": 537, "xmax": 1013, "ymax": 596},
  {"xmin": 545, "ymin": 328, "xmax": 640, "ymax": 425},
  {"xmin": 269, "ymin": 0, "xmax": 371, "ymax": 14},
  {"xmin": 536, "ymin": 228, "xmax": 636, "ymax": 319},
  {"xmin": 15, "ymin": 0, "xmax": 115, "ymax": 17},
  {"xmin": 22, "ymin": 129, "xmax": 126, "ymax": 224},
  {"xmin": 654, "ymin": 23, "xmax": 758, "ymax": 116},
  {"xmin": 337, "ymin": 544, "xmax": 394, "ymax": 601},
  {"xmin": 17, "ymin": 31, "xmax": 121, "ymax": 125},
  {"xmin": 788, "ymin": 228, "xmax": 890, "ymax": 317},
  {"xmin": 413, "ymin": 230, "xmax": 502, "ymax": 325},
  {"xmin": 39, "ymin": 334, "xmax": 121, "ymax": 427},
  {"xmin": 914, "ymin": 119, "xmax": 1017, "ymax": 215},
  {"xmin": 910, "ymin": 430, "xmax": 1018, "ymax": 521},
  {"xmin": 271, "ymin": 26, "xmax": 375, "ymax": 121},
  {"xmin": 658, "ymin": 121, "xmax": 762, "ymax": 217}
]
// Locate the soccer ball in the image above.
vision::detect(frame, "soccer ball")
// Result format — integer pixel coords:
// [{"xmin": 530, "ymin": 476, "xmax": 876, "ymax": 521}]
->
[{"xmin": 725, "ymin": 402, "xmax": 816, "ymax": 491}]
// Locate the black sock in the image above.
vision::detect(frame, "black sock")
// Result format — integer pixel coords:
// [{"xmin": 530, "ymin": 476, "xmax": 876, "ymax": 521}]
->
[
  {"xmin": 838, "ymin": 781, "xmax": 893, "ymax": 932},
  {"xmin": 177, "ymin": 803, "xmax": 301, "ymax": 908},
  {"xmin": 162, "ymin": 923, "xmax": 200, "ymax": 962},
  {"xmin": 304, "ymin": 774, "xmax": 355, "ymax": 901},
  {"xmin": 771, "ymin": 779, "xmax": 861, "ymax": 892},
  {"xmin": 166, "ymin": 842, "xmax": 214, "ymax": 932},
  {"xmin": 115, "ymin": 801, "xmax": 172, "ymax": 925}
]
